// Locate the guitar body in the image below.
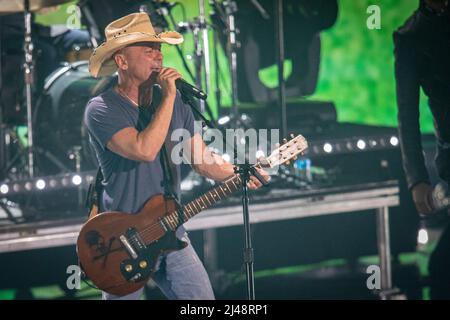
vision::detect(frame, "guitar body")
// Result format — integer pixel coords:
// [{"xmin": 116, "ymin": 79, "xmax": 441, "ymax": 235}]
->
[{"xmin": 76, "ymin": 194, "xmax": 187, "ymax": 296}]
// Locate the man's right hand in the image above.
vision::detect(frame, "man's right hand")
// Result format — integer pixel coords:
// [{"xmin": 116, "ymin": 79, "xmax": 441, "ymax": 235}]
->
[
  {"xmin": 412, "ymin": 182, "xmax": 434, "ymax": 215},
  {"xmin": 157, "ymin": 67, "xmax": 181, "ymax": 99}
]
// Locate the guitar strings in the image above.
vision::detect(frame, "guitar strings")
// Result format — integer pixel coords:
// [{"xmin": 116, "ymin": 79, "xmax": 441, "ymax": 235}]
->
[{"xmin": 136, "ymin": 175, "xmax": 243, "ymax": 241}]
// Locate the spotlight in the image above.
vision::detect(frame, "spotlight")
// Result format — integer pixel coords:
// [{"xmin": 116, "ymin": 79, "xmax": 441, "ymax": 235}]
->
[
  {"xmin": 218, "ymin": 116, "xmax": 230, "ymax": 125},
  {"xmin": 418, "ymin": 228, "xmax": 429, "ymax": 245},
  {"xmin": 36, "ymin": 179, "xmax": 46, "ymax": 190},
  {"xmin": 0, "ymin": 184, "xmax": 9, "ymax": 194},
  {"xmin": 390, "ymin": 136, "xmax": 399, "ymax": 146},
  {"xmin": 25, "ymin": 182, "xmax": 32, "ymax": 191},
  {"xmin": 61, "ymin": 177, "xmax": 69, "ymax": 186},
  {"xmin": 13, "ymin": 184, "xmax": 20, "ymax": 192},
  {"xmin": 357, "ymin": 139, "xmax": 366, "ymax": 150},
  {"xmin": 49, "ymin": 179, "xmax": 58, "ymax": 188},
  {"xmin": 323, "ymin": 143, "xmax": 333, "ymax": 153},
  {"xmin": 346, "ymin": 142, "xmax": 353, "ymax": 150},
  {"xmin": 72, "ymin": 175, "xmax": 82, "ymax": 186}
]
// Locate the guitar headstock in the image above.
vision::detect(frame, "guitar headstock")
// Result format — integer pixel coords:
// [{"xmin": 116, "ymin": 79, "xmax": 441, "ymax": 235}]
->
[{"xmin": 261, "ymin": 134, "xmax": 308, "ymax": 168}]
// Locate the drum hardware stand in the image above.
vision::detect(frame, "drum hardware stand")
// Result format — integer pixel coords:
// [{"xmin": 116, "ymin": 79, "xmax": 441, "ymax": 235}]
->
[
  {"xmin": 275, "ymin": 0, "xmax": 287, "ymax": 138},
  {"xmin": 68, "ymin": 146, "xmax": 83, "ymax": 207},
  {"xmin": 212, "ymin": 27, "xmax": 223, "ymax": 115},
  {"xmin": 210, "ymin": 1, "xmax": 239, "ymax": 127},
  {"xmin": 0, "ymin": 21, "xmax": 6, "ymax": 182},
  {"xmin": 197, "ymin": 0, "xmax": 211, "ymax": 114},
  {"xmin": 159, "ymin": 0, "xmax": 211, "ymax": 114},
  {"xmin": 223, "ymin": 1, "xmax": 239, "ymax": 127},
  {"xmin": 154, "ymin": 1, "xmax": 216, "ymax": 121},
  {"xmin": 1, "ymin": 143, "xmax": 71, "ymax": 180},
  {"xmin": 0, "ymin": 0, "xmax": 62, "ymax": 180},
  {"xmin": 77, "ymin": 0, "xmax": 100, "ymax": 47},
  {"xmin": 250, "ymin": 0, "xmax": 270, "ymax": 19},
  {"xmin": 3, "ymin": 0, "xmax": 66, "ymax": 179},
  {"xmin": 23, "ymin": 0, "xmax": 35, "ymax": 178},
  {"xmin": 151, "ymin": 2, "xmax": 196, "ymax": 82}
]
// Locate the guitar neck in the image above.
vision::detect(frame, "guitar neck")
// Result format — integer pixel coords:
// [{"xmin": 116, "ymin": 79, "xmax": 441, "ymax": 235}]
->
[{"xmin": 162, "ymin": 174, "xmax": 243, "ymax": 230}]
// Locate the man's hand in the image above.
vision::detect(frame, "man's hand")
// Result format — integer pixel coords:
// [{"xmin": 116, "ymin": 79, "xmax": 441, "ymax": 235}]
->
[
  {"xmin": 412, "ymin": 182, "xmax": 434, "ymax": 215},
  {"xmin": 248, "ymin": 167, "xmax": 270, "ymax": 190},
  {"xmin": 157, "ymin": 67, "xmax": 181, "ymax": 99}
]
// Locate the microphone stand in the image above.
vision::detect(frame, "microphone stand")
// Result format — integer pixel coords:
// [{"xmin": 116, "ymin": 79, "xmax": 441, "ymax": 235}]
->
[
  {"xmin": 198, "ymin": 0, "xmax": 211, "ymax": 114},
  {"xmin": 179, "ymin": 91, "xmax": 269, "ymax": 300},
  {"xmin": 223, "ymin": 1, "xmax": 239, "ymax": 127},
  {"xmin": 275, "ymin": 0, "xmax": 287, "ymax": 139},
  {"xmin": 23, "ymin": 0, "xmax": 35, "ymax": 177},
  {"xmin": 210, "ymin": 0, "xmax": 239, "ymax": 126}
]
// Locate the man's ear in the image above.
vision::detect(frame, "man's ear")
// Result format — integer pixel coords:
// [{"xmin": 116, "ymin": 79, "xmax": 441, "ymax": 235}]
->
[{"xmin": 114, "ymin": 51, "xmax": 128, "ymax": 70}]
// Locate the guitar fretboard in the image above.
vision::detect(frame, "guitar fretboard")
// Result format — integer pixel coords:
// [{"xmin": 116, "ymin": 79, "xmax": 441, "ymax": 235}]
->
[{"xmin": 162, "ymin": 174, "xmax": 243, "ymax": 231}]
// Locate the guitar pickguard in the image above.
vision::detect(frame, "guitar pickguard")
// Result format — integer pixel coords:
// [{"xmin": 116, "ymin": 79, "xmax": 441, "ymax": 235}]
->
[{"xmin": 119, "ymin": 231, "xmax": 187, "ymax": 283}]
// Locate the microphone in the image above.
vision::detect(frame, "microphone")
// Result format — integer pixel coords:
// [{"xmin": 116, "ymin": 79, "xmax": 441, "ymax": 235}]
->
[
  {"xmin": 175, "ymin": 78, "xmax": 208, "ymax": 100},
  {"xmin": 150, "ymin": 71, "xmax": 207, "ymax": 100}
]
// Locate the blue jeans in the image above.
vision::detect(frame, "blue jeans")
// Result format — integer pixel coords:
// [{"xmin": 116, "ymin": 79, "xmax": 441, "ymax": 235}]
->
[{"xmin": 102, "ymin": 233, "xmax": 215, "ymax": 300}]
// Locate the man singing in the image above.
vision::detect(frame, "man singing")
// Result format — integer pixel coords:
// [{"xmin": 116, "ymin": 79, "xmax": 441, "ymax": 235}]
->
[{"xmin": 84, "ymin": 12, "xmax": 268, "ymax": 300}]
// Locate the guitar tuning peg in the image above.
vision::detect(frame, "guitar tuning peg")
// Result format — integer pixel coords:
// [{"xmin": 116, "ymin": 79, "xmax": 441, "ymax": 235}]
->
[
  {"xmin": 283, "ymin": 138, "xmax": 287, "ymax": 143},
  {"xmin": 293, "ymin": 156, "xmax": 298, "ymax": 161},
  {"xmin": 290, "ymin": 133, "xmax": 295, "ymax": 139}
]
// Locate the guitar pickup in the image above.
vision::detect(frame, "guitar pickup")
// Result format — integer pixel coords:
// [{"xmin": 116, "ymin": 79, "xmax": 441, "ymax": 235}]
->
[{"xmin": 119, "ymin": 235, "xmax": 138, "ymax": 259}]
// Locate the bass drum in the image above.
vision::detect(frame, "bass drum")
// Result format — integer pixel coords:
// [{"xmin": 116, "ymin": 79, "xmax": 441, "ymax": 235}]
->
[{"xmin": 34, "ymin": 61, "xmax": 116, "ymax": 175}]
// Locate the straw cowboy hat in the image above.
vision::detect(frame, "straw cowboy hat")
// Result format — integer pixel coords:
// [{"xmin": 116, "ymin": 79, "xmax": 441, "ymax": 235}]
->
[{"xmin": 89, "ymin": 12, "xmax": 184, "ymax": 78}]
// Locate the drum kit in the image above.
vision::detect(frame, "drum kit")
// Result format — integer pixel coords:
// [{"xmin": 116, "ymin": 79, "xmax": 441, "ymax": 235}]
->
[{"xmin": 0, "ymin": 0, "xmax": 94, "ymax": 181}]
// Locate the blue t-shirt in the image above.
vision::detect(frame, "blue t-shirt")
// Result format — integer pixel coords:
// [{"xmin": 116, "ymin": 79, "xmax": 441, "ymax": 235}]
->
[{"xmin": 84, "ymin": 87, "xmax": 196, "ymax": 235}]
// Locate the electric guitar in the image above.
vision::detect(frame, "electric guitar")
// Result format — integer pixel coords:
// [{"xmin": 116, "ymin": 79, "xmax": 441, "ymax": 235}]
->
[{"xmin": 76, "ymin": 134, "xmax": 308, "ymax": 296}]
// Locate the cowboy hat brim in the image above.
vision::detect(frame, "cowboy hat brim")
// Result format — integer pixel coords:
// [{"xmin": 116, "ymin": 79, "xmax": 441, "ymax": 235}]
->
[{"xmin": 89, "ymin": 31, "xmax": 183, "ymax": 78}]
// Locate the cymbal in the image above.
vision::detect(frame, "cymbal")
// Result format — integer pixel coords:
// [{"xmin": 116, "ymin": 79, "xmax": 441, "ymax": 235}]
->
[{"xmin": 0, "ymin": 0, "xmax": 73, "ymax": 13}]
